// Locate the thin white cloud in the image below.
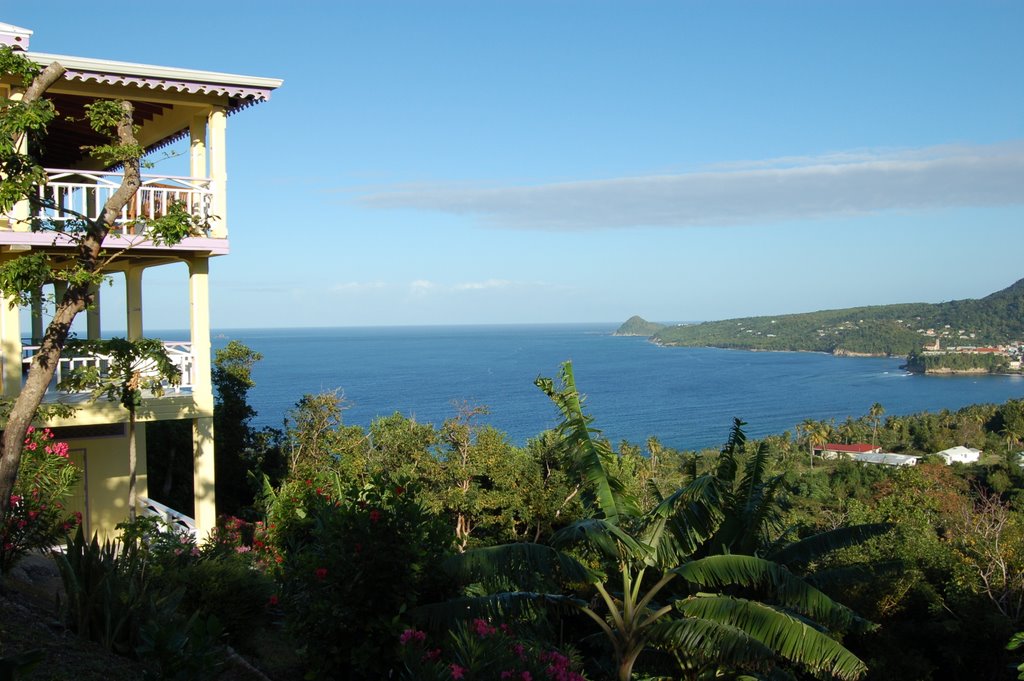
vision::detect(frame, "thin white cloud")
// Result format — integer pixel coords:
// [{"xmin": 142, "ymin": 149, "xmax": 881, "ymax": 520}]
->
[
  {"xmin": 331, "ymin": 281, "xmax": 387, "ymax": 293},
  {"xmin": 358, "ymin": 142, "xmax": 1024, "ymax": 231},
  {"xmin": 453, "ymin": 279, "xmax": 513, "ymax": 291}
]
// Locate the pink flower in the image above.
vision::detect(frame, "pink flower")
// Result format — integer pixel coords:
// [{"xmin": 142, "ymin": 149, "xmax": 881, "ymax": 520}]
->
[
  {"xmin": 423, "ymin": 648, "xmax": 441, "ymax": 662},
  {"xmin": 399, "ymin": 628, "xmax": 427, "ymax": 645},
  {"xmin": 473, "ymin": 618, "xmax": 496, "ymax": 638},
  {"xmin": 520, "ymin": 673, "xmax": 532, "ymax": 681},
  {"xmin": 450, "ymin": 664, "xmax": 465, "ymax": 680},
  {"xmin": 9, "ymin": 495, "xmax": 21, "ymax": 505}
]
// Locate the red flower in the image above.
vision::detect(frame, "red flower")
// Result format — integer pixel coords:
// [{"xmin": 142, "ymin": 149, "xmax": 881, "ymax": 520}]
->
[
  {"xmin": 315, "ymin": 567, "xmax": 328, "ymax": 580},
  {"xmin": 268, "ymin": 594, "xmax": 279, "ymax": 606},
  {"xmin": 369, "ymin": 509, "xmax": 382, "ymax": 524},
  {"xmin": 450, "ymin": 664, "xmax": 466, "ymax": 680},
  {"xmin": 394, "ymin": 485, "xmax": 405, "ymax": 496}
]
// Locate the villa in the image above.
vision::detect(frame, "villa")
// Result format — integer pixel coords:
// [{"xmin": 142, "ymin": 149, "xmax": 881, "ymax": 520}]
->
[{"xmin": 0, "ymin": 23, "xmax": 281, "ymax": 539}]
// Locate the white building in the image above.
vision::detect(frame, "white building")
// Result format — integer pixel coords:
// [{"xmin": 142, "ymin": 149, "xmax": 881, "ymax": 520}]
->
[
  {"xmin": 852, "ymin": 452, "xmax": 920, "ymax": 467},
  {"xmin": 935, "ymin": 446, "xmax": 982, "ymax": 464}
]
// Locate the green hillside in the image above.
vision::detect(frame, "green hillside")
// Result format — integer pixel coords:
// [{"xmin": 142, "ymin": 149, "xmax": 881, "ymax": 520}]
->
[
  {"xmin": 643, "ymin": 278, "xmax": 1024, "ymax": 356},
  {"xmin": 613, "ymin": 315, "xmax": 668, "ymax": 336}
]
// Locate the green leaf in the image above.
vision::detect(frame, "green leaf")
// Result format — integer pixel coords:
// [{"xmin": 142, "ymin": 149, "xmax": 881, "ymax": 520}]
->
[
  {"xmin": 676, "ymin": 596, "xmax": 868, "ymax": 680},
  {"xmin": 673, "ymin": 554, "xmax": 866, "ymax": 632}
]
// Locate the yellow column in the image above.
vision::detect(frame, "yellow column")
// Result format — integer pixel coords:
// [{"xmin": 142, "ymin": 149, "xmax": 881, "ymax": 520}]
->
[
  {"xmin": 192, "ymin": 416, "xmax": 216, "ymax": 537},
  {"xmin": 0, "ymin": 291, "xmax": 23, "ymax": 399},
  {"xmin": 189, "ymin": 256, "xmax": 216, "ymax": 535},
  {"xmin": 188, "ymin": 257, "xmax": 213, "ymax": 409},
  {"xmin": 6, "ymin": 88, "xmax": 32, "ymax": 233},
  {"xmin": 125, "ymin": 267, "xmax": 143, "ymax": 340},
  {"xmin": 207, "ymin": 108, "xmax": 227, "ymax": 238},
  {"xmin": 190, "ymin": 113, "xmax": 208, "ymax": 177},
  {"xmin": 87, "ymin": 284, "xmax": 101, "ymax": 339}
]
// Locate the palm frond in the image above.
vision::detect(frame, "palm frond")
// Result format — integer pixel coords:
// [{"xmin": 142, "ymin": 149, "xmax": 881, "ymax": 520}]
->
[
  {"xmin": 737, "ymin": 440, "xmax": 770, "ymax": 504},
  {"xmin": 647, "ymin": 616, "xmax": 776, "ymax": 669},
  {"xmin": 716, "ymin": 418, "xmax": 747, "ymax": 483},
  {"xmin": 535, "ymin": 362, "xmax": 637, "ymax": 522},
  {"xmin": 672, "ymin": 554, "xmax": 864, "ymax": 632},
  {"xmin": 676, "ymin": 596, "xmax": 868, "ymax": 681},
  {"xmin": 551, "ymin": 518, "xmax": 648, "ymax": 562},
  {"xmin": 767, "ymin": 523, "xmax": 894, "ymax": 567},
  {"xmin": 645, "ymin": 475, "xmax": 726, "ymax": 564},
  {"xmin": 443, "ymin": 542, "xmax": 599, "ymax": 586}
]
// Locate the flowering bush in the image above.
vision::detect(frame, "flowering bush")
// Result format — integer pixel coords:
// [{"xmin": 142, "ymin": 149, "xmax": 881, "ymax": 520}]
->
[
  {"xmin": 397, "ymin": 619, "xmax": 588, "ymax": 681},
  {"xmin": 270, "ymin": 475, "xmax": 452, "ymax": 680},
  {"xmin": 0, "ymin": 426, "xmax": 80, "ymax": 572}
]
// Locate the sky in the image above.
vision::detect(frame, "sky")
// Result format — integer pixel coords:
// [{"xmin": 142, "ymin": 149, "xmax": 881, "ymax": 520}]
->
[{"xmin": 5, "ymin": 1, "xmax": 1024, "ymax": 329}]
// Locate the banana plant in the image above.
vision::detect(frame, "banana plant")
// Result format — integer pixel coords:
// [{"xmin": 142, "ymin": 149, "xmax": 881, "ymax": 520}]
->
[{"xmin": 421, "ymin": 362, "xmax": 881, "ymax": 681}]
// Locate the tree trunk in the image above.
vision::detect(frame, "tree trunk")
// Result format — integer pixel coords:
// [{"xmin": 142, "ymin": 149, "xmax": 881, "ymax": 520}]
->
[
  {"xmin": 0, "ymin": 98, "xmax": 140, "ymax": 519},
  {"xmin": 128, "ymin": 410, "xmax": 137, "ymax": 521}
]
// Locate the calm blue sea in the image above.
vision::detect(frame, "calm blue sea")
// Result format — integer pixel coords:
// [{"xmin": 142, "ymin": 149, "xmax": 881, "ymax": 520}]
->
[{"xmin": 203, "ymin": 324, "xmax": 1024, "ymax": 451}]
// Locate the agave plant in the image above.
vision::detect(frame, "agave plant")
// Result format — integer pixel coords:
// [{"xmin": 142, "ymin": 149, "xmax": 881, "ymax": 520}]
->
[{"xmin": 420, "ymin": 362, "xmax": 885, "ymax": 681}]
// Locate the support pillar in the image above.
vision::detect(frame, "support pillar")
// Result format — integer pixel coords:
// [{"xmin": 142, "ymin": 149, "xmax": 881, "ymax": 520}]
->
[
  {"xmin": 0, "ymin": 291, "xmax": 23, "ymax": 399},
  {"xmin": 207, "ymin": 108, "xmax": 227, "ymax": 238},
  {"xmin": 188, "ymin": 257, "xmax": 213, "ymax": 409},
  {"xmin": 125, "ymin": 267, "xmax": 143, "ymax": 340},
  {"xmin": 189, "ymin": 256, "xmax": 215, "ymax": 534},
  {"xmin": 192, "ymin": 416, "xmax": 216, "ymax": 538}
]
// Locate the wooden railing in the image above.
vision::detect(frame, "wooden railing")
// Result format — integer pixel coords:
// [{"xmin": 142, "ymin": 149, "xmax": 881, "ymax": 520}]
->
[
  {"xmin": 21, "ymin": 341, "xmax": 194, "ymax": 392},
  {"xmin": 35, "ymin": 169, "xmax": 212, "ymax": 237}
]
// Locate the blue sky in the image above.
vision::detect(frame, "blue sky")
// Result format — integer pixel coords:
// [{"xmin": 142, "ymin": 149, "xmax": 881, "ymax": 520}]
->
[{"xmin": 6, "ymin": 1, "xmax": 1024, "ymax": 329}]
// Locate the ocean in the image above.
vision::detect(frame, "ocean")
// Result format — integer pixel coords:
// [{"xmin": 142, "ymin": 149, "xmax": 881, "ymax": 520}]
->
[{"xmin": 208, "ymin": 324, "xmax": 1024, "ymax": 451}]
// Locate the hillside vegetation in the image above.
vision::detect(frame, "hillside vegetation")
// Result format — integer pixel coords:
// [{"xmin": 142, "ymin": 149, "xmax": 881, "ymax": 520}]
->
[{"xmin": 619, "ymin": 277, "xmax": 1024, "ymax": 356}]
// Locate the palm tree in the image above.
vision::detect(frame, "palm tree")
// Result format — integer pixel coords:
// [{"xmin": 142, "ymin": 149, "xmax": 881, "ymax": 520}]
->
[
  {"xmin": 869, "ymin": 403, "xmax": 885, "ymax": 448},
  {"xmin": 424, "ymin": 363, "xmax": 878, "ymax": 681}
]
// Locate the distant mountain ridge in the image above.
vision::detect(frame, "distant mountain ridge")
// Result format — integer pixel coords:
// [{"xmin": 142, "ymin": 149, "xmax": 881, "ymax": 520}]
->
[{"xmin": 617, "ymin": 278, "xmax": 1024, "ymax": 356}]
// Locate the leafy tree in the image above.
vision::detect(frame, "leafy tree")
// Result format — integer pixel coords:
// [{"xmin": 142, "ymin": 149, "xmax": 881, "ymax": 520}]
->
[
  {"xmin": 59, "ymin": 338, "xmax": 180, "ymax": 520},
  {"xmin": 212, "ymin": 341, "xmax": 284, "ymax": 514}
]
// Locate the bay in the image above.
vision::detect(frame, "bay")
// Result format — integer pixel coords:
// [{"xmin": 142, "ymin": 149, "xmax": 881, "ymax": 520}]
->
[{"xmin": 209, "ymin": 324, "xmax": 1024, "ymax": 451}]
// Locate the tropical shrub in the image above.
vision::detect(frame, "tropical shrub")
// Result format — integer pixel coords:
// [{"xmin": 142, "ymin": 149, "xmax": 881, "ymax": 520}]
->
[
  {"xmin": 0, "ymin": 426, "xmax": 79, "ymax": 572},
  {"xmin": 269, "ymin": 475, "xmax": 452, "ymax": 679},
  {"xmin": 397, "ymin": 619, "xmax": 588, "ymax": 681}
]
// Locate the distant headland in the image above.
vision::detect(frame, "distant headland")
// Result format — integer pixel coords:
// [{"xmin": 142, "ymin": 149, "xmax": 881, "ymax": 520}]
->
[{"xmin": 616, "ymin": 278, "xmax": 1024, "ymax": 374}]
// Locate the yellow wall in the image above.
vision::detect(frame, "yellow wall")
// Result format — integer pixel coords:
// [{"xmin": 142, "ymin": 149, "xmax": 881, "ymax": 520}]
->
[{"xmin": 64, "ymin": 423, "xmax": 148, "ymax": 542}]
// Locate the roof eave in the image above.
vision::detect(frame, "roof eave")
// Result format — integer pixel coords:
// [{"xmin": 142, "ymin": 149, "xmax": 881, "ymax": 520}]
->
[{"xmin": 24, "ymin": 51, "xmax": 283, "ymax": 91}]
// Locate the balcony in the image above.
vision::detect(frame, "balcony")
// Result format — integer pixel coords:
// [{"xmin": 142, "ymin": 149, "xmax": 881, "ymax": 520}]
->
[
  {"xmin": 36, "ymin": 169, "xmax": 213, "ymax": 237},
  {"xmin": 22, "ymin": 341, "xmax": 195, "ymax": 396},
  {"xmin": 0, "ymin": 168, "xmax": 228, "ymax": 254}
]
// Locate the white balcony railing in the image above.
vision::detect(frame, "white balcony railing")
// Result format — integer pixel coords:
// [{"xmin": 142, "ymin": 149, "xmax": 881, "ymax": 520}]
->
[
  {"xmin": 35, "ymin": 169, "xmax": 212, "ymax": 237},
  {"xmin": 22, "ymin": 341, "xmax": 195, "ymax": 393},
  {"xmin": 138, "ymin": 496, "xmax": 198, "ymax": 538}
]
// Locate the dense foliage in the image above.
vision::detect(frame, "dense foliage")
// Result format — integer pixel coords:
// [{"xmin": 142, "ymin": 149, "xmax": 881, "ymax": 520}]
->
[
  {"xmin": 906, "ymin": 349, "xmax": 1011, "ymax": 373},
  {"xmin": 17, "ymin": 339, "xmax": 1024, "ymax": 681}
]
